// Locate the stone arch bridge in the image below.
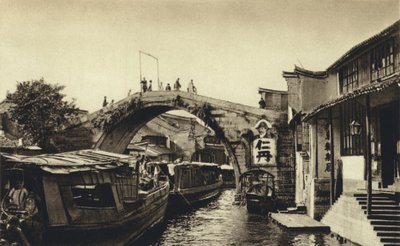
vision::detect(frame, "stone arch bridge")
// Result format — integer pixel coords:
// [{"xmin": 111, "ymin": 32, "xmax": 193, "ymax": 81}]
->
[{"xmin": 58, "ymin": 91, "xmax": 293, "ymax": 196}]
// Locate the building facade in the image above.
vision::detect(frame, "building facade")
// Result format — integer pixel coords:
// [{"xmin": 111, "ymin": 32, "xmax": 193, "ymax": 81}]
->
[{"xmin": 283, "ymin": 20, "xmax": 399, "ymax": 245}]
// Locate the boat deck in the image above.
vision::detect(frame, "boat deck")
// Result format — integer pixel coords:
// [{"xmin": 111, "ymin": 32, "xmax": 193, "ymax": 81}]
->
[{"xmin": 270, "ymin": 213, "xmax": 330, "ymax": 232}]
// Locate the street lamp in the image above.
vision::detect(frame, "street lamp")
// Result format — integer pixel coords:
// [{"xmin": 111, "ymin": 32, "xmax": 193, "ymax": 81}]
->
[
  {"xmin": 139, "ymin": 51, "xmax": 160, "ymax": 90},
  {"xmin": 350, "ymin": 120, "xmax": 362, "ymax": 136}
]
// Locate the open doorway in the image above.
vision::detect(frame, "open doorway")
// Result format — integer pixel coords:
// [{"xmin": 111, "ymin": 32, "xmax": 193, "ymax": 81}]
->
[{"xmin": 379, "ymin": 103, "xmax": 398, "ymax": 188}]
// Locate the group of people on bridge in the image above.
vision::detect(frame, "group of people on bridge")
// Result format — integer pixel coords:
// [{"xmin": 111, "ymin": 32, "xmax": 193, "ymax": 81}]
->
[{"xmin": 140, "ymin": 77, "xmax": 197, "ymax": 94}]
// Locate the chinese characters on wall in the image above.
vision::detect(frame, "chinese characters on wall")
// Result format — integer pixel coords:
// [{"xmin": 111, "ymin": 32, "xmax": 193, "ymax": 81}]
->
[{"xmin": 252, "ymin": 119, "xmax": 277, "ymax": 165}]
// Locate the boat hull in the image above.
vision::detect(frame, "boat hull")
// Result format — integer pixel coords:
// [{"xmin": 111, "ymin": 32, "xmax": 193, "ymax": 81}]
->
[
  {"xmin": 246, "ymin": 193, "xmax": 276, "ymax": 214},
  {"xmin": 169, "ymin": 180, "xmax": 222, "ymax": 207},
  {"xmin": 46, "ymin": 182, "xmax": 169, "ymax": 246}
]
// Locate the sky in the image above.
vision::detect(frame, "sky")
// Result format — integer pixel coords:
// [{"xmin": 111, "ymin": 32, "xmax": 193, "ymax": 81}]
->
[{"xmin": 0, "ymin": 0, "xmax": 398, "ymax": 112}]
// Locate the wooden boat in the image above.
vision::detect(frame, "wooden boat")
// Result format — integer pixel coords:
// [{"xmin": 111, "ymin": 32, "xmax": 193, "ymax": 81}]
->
[
  {"xmin": 238, "ymin": 169, "xmax": 277, "ymax": 214},
  {"xmin": 147, "ymin": 161, "xmax": 223, "ymax": 208},
  {"xmin": 0, "ymin": 149, "xmax": 169, "ymax": 246},
  {"xmin": 220, "ymin": 164, "xmax": 236, "ymax": 188}
]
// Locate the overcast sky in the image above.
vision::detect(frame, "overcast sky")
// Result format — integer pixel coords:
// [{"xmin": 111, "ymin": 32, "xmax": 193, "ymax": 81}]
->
[{"xmin": 0, "ymin": 0, "xmax": 398, "ymax": 112}]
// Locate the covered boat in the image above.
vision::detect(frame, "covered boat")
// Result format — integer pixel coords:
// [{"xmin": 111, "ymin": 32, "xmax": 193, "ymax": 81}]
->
[
  {"xmin": 147, "ymin": 161, "xmax": 223, "ymax": 208},
  {"xmin": 238, "ymin": 169, "xmax": 276, "ymax": 214},
  {"xmin": 0, "ymin": 149, "xmax": 169, "ymax": 245},
  {"xmin": 220, "ymin": 164, "xmax": 235, "ymax": 188}
]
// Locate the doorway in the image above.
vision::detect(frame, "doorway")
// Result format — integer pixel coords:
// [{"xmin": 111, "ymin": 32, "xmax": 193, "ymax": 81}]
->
[{"xmin": 379, "ymin": 104, "xmax": 398, "ymax": 188}]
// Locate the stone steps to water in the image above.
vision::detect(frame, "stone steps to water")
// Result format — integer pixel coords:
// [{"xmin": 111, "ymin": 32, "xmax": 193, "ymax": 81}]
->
[
  {"xmin": 368, "ymin": 215, "xmax": 400, "ymax": 221},
  {"xmin": 353, "ymin": 192, "xmax": 400, "ymax": 246},
  {"xmin": 381, "ymin": 237, "xmax": 400, "ymax": 243},
  {"xmin": 365, "ymin": 210, "xmax": 400, "ymax": 215},
  {"xmin": 359, "ymin": 200, "xmax": 398, "ymax": 205},
  {"xmin": 378, "ymin": 232, "xmax": 400, "ymax": 237},
  {"xmin": 374, "ymin": 225, "xmax": 400, "ymax": 231},
  {"xmin": 372, "ymin": 220, "xmax": 400, "ymax": 226},
  {"xmin": 362, "ymin": 205, "xmax": 400, "ymax": 210}
]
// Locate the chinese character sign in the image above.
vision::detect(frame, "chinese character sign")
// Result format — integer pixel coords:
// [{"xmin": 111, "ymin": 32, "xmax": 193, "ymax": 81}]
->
[
  {"xmin": 252, "ymin": 137, "xmax": 276, "ymax": 165},
  {"xmin": 252, "ymin": 119, "xmax": 276, "ymax": 165}
]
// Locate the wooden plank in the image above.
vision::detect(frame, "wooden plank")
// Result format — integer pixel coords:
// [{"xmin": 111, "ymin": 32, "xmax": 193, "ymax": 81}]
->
[{"xmin": 270, "ymin": 213, "xmax": 330, "ymax": 232}]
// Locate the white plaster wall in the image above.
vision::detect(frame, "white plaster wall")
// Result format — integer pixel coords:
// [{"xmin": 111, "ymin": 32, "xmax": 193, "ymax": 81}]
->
[
  {"xmin": 342, "ymin": 156, "xmax": 364, "ymax": 180},
  {"xmin": 295, "ymin": 152, "xmax": 304, "ymax": 204}
]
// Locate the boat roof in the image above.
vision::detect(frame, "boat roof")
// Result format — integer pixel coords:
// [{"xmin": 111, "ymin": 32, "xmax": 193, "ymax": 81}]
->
[
  {"xmin": 239, "ymin": 169, "xmax": 271, "ymax": 180},
  {"xmin": 146, "ymin": 161, "xmax": 220, "ymax": 168},
  {"xmin": 1, "ymin": 149, "xmax": 137, "ymax": 174},
  {"xmin": 220, "ymin": 164, "xmax": 234, "ymax": 170}
]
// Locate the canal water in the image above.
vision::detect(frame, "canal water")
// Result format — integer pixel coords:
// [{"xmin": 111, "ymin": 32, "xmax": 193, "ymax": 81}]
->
[{"xmin": 135, "ymin": 189, "xmax": 354, "ymax": 246}]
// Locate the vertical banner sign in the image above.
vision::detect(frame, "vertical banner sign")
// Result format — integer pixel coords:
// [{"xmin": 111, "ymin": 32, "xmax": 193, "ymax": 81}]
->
[
  {"xmin": 252, "ymin": 119, "xmax": 276, "ymax": 165},
  {"xmin": 253, "ymin": 138, "xmax": 276, "ymax": 165}
]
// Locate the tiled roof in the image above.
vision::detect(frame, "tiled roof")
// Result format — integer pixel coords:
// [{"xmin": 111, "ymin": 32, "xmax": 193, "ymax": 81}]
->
[
  {"xmin": 303, "ymin": 74, "xmax": 400, "ymax": 121},
  {"xmin": 282, "ymin": 65, "xmax": 327, "ymax": 79},
  {"xmin": 327, "ymin": 20, "xmax": 399, "ymax": 71}
]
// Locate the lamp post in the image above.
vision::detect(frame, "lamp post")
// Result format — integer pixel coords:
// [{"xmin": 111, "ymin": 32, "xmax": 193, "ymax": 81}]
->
[{"xmin": 139, "ymin": 51, "xmax": 160, "ymax": 90}]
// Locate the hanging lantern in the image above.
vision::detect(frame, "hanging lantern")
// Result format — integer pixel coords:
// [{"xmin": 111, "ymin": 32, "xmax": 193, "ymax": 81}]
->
[{"xmin": 350, "ymin": 120, "xmax": 362, "ymax": 136}]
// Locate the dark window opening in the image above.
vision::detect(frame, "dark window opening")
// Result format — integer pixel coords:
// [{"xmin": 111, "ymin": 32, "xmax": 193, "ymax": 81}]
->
[
  {"xmin": 371, "ymin": 39, "xmax": 394, "ymax": 81},
  {"xmin": 71, "ymin": 183, "xmax": 115, "ymax": 208},
  {"xmin": 340, "ymin": 100, "xmax": 365, "ymax": 156},
  {"xmin": 339, "ymin": 60, "xmax": 358, "ymax": 94}
]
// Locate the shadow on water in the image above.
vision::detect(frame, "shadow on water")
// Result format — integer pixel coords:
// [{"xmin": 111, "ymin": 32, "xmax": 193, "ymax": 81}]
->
[{"xmin": 133, "ymin": 189, "xmax": 355, "ymax": 246}]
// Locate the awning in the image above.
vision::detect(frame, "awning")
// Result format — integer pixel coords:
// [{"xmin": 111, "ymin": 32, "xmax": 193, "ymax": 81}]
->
[
  {"xmin": 2, "ymin": 149, "xmax": 137, "ymax": 174},
  {"xmin": 303, "ymin": 74, "xmax": 400, "ymax": 122}
]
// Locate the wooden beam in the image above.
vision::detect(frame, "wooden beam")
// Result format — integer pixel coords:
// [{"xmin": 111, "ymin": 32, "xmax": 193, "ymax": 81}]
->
[
  {"xmin": 329, "ymin": 108, "xmax": 335, "ymax": 205},
  {"xmin": 365, "ymin": 94, "xmax": 372, "ymax": 215}
]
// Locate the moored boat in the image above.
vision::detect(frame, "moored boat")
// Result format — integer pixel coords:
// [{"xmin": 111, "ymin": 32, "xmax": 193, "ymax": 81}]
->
[
  {"xmin": 0, "ymin": 149, "xmax": 169, "ymax": 245},
  {"xmin": 220, "ymin": 164, "xmax": 235, "ymax": 188},
  {"xmin": 238, "ymin": 169, "xmax": 277, "ymax": 214},
  {"xmin": 147, "ymin": 161, "xmax": 223, "ymax": 208}
]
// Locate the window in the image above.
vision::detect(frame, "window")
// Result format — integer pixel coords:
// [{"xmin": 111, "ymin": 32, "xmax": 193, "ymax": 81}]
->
[
  {"xmin": 371, "ymin": 39, "xmax": 394, "ymax": 81},
  {"xmin": 71, "ymin": 184, "xmax": 115, "ymax": 207},
  {"xmin": 340, "ymin": 100, "xmax": 365, "ymax": 156},
  {"xmin": 339, "ymin": 60, "xmax": 358, "ymax": 94}
]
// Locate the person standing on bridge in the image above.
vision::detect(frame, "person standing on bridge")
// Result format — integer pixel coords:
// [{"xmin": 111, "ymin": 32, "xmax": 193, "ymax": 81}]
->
[
  {"xmin": 102, "ymin": 96, "xmax": 108, "ymax": 107},
  {"xmin": 174, "ymin": 78, "xmax": 181, "ymax": 91},
  {"xmin": 140, "ymin": 77, "xmax": 148, "ymax": 92},
  {"xmin": 259, "ymin": 97, "xmax": 266, "ymax": 109},
  {"xmin": 187, "ymin": 79, "xmax": 197, "ymax": 94},
  {"xmin": 148, "ymin": 80, "xmax": 153, "ymax": 92},
  {"xmin": 165, "ymin": 83, "xmax": 171, "ymax": 91}
]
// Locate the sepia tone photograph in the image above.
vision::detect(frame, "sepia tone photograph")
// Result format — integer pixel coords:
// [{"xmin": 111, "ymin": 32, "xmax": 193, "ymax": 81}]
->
[{"xmin": 0, "ymin": 0, "xmax": 399, "ymax": 245}]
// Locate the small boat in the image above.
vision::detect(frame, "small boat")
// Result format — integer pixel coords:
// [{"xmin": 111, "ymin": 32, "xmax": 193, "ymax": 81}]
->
[
  {"xmin": 0, "ymin": 149, "xmax": 169, "ymax": 245},
  {"xmin": 147, "ymin": 161, "xmax": 223, "ymax": 208},
  {"xmin": 238, "ymin": 169, "xmax": 277, "ymax": 214},
  {"xmin": 220, "ymin": 164, "xmax": 236, "ymax": 188}
]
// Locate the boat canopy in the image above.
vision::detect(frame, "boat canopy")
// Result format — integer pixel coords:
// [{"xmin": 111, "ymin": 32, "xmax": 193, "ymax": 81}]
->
[
  {"xmin": 220, "ymin": 164, "xmax": 234, "ymax": 170},
  {"xmin": 239, "ymin": 169, "xmax": 270, "ymax": 181},
  {"xmin": 1, "ymin": 149, "xmax": 137, "ymax": 174}
]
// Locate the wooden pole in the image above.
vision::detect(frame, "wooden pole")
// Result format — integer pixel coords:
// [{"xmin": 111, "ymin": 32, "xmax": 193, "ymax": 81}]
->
[
  {"xmin": 315, "ymin": 115, "xmax": 319, "ymax": 178},
  {"xmin": 365, "ymin": 94, "xmax": 372, "ymax": 215},
  {"xmin": 139, "ymin": 51, "xmax": 142, "ymax": 83},
  {"xmin": 0, "ymin": 155, "xmax": 3, "ymax": 201},
  {"xmin": 329, "ymin": 108, "xmax": 335, "ymax": 205}
]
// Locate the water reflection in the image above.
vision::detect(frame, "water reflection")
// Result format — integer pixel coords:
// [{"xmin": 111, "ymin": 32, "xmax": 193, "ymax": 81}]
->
[{"xmin": 135, "ymin": 189, "xmax": 353, "ymax": 246}]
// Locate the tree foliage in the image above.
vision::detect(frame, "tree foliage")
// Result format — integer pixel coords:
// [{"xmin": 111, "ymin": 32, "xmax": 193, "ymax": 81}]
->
[{"xmin": 6, "ymin": 78, "xmax": 79, "ymax": 151}]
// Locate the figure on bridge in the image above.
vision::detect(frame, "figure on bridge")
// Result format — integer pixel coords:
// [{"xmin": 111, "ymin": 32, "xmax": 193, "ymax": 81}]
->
[
  {"xmin": 187, "ymin": 79, "xmax": 197, "ymax": 94},
  {"xmin": 148, "ymin": 80, "xmax": 153, "ymax": 92},
  {"xmin": 258, "ymin": 97, "xmax": 266, "ymax": 109},
  {"xmin": 174, "ymin": 78, "xmax": 181, "ymax": 91},
  {"xmin": 140, "ymin": 77, "xmax": 148, "ymax": 92},
  {"xmin": 102, "ymin": 96, "xmax": 108, "ymax": 107},
  {"xmin": 165, "ymin": 83, "xmax": 171, "ymax": 91}
]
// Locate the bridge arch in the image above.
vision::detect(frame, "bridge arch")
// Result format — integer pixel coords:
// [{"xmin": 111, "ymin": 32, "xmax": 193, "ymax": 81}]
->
[{"xmin": 76, "ymin": 91, "xmax": 288, "ymax": 188}]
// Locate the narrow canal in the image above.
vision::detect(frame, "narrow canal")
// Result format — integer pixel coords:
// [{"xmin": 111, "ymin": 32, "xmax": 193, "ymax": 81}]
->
[{"xmin": 135, "ymin": 189, "xmax": 353, "ymax": 246}]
